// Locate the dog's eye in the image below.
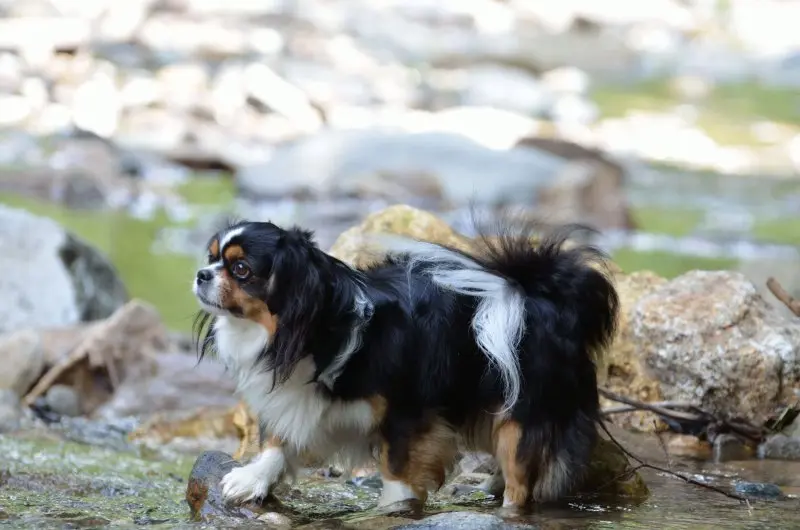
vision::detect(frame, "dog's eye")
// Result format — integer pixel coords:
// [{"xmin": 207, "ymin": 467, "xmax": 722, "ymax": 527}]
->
[{"xmin": 231, "ymin": 261, "xmax": 251, "ymax": 280}]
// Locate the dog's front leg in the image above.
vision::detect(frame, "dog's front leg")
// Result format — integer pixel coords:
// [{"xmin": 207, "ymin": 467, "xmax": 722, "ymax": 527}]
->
[{"xmin": 221, "ymin": 435, "xmax": 293, "ymax": 504}]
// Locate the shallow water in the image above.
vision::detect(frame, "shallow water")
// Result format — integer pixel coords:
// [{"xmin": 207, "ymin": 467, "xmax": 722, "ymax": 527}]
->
[{"xmin": 1, "ymin": 426, "xmax": 799, "ymax": 529}]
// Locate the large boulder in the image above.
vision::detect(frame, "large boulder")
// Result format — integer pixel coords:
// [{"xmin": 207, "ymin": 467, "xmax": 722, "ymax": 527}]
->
[
  {"xmin": 600, "ymin": 271, "xmax": 668, "ymax": 431},
  {"xmin": 634, "ymin": 270, "xmax": 800, "ymax": 425},
  {"xmin": 0, "ymin": 205, "xmax": 128, "ymax": 332}
]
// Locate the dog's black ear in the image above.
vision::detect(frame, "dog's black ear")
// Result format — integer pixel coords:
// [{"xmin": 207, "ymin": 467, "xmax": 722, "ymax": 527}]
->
[{"xmin": 262, "ymin": 235, "xmax": 325, "ymax": 384}]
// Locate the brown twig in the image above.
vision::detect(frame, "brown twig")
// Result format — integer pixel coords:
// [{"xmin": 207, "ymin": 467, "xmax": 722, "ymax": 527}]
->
[
  {"xmin": 767, "ymin": 277, "xmax": 800, "ymax": 318},
  {"xmin": 599, "ymin": 388, "xmax": 766, "ymax": 443},
  {"xmin": 599, "ymin": 388, "xmax": 707, "ymax": 422},
  {"xmin": 602, "ymin": 401, "xmax": 700, "ymax": 415},
  {"xmin": 598, "ymin": 420, "xmax": 748, "ymax": 504}
]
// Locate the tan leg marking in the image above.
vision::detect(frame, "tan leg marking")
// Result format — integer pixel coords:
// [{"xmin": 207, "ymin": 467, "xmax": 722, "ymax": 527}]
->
[
  {"xmin": 380, "ymin": 419, "xmax": 458, "ymax": 504},
  {"xmin": 493, "ymin": 418, "xmax": 530, "ymax": 508}
]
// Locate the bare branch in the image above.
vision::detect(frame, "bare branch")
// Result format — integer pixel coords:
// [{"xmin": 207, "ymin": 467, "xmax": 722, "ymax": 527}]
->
[{"xmin": 767, "ymin": 277, "xmax": 800, "ymax": 318}]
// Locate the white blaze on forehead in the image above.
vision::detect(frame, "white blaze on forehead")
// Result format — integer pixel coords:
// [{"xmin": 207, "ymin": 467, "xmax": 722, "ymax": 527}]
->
[{"xmin": 220, "ymin": 226, "xmax": 245, "ymax": 253}]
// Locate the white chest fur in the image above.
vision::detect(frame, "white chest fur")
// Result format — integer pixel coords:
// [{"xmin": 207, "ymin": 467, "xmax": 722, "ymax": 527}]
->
[{"xmin": 213, "ymin": 317, "xmax": 376, "ymax": 465}]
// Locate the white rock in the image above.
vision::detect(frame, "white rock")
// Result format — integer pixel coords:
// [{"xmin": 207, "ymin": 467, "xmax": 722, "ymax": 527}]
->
[
  {"xmin": 539, "ymin": 66, "xmax": 590, "ymax": 95},
  {"xmin": 0, "ymin": 205, "xmax": 127, "ymax": 331}
]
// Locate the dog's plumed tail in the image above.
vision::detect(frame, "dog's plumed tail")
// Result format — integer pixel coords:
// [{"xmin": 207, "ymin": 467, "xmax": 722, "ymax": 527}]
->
[
  {"xmin": 473, "ymin": 219, "xmax": 619, "ymax": 501},
  {"xmin": 377, "ymin": 216, "xmax": 619, "ymax": 501}
]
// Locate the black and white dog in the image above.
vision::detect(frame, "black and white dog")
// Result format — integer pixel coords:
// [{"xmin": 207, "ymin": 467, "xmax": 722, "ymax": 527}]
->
[{"xmin": 192, "ymin": 217, "xmax": 618, "ymax": 509}]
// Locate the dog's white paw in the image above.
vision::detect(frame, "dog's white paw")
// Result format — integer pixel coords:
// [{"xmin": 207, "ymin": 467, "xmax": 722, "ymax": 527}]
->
[{"xmin": 220, "ymin": 447, "xmax": 286, "ymax": 504}]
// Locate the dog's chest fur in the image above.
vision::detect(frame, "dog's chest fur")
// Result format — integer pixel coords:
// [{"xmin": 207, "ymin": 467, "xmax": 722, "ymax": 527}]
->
[{"xmin": 213, "ymin": 317, "xmax": 376, "ymax": 462}]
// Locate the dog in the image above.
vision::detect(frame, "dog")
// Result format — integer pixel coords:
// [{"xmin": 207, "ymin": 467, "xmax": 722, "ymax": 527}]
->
[{"xmin": 191, "ymin": 216, "xmax": 619, "ymax": 510}]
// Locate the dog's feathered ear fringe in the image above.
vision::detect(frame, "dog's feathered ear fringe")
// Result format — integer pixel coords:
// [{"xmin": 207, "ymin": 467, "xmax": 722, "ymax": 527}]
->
[
  {"xmin": 192, "ymin": 310, "xmax": 216, "ymax": 363},
  {"xmin": 260, "ymin": 229, "xmax": 326, "ymax": 386}
]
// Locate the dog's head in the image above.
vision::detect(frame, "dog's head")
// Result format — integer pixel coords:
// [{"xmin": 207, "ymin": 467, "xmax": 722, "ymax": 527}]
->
[{"xmin": 192, "ymin": 220, "xmax": 328, "ymax": 381}]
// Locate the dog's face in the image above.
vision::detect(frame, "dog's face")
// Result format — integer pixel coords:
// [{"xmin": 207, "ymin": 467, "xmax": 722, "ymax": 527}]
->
[{"xmin": 193, "ymin": 221, "xmax": 282, "ymax": 332}]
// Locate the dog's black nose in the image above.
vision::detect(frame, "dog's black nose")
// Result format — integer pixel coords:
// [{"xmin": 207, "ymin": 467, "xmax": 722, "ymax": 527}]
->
[{"xmin": 196, "ymin": 269, "xmax": 213, "ymax": 284}]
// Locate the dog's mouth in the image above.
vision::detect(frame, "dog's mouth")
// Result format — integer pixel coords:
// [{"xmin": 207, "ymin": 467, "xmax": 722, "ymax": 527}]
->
[{"xmin": 196, "ymin": 293, "xmax": 224, "ymax": 311}]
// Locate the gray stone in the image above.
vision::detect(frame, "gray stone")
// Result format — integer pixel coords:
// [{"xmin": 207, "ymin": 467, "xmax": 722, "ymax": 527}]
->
[
  {"xmin": 634, "ymin": 271, "xmax": 800, "ymax": 425},
  {"xmin": 733, "ymin": 482, "xmax": 785, "ymax": 500},
  {"xmin": 0, "ymin": 389, "xmax": 24, "ymax": 433},
  {"xmin": 44, "ymin": 384, "xmax": 81, "ymax": 417},
  {"xmin": 759, "ymin": 434, "xmax": 800, "ymax": 461},
  {"xmin": 0, "ymin": 205, "xmax": 128, "ymax": 333},
  {"xmin": 0, "ymin": 329, "xmax": 44, "ymax": 397}
]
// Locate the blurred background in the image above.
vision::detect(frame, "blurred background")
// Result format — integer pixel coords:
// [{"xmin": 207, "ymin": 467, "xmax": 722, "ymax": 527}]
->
[{"xmin": 1, "ymin": 0, "xmax": 799, "ymax": 333}]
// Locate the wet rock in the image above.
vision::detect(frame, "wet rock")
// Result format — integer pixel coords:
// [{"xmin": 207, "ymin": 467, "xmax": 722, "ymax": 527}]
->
[
  {"xmin": 580, "ymin": 437, "xmax": 649, "ymax": 499},
  {"xmin": 0, "ymin": 329, "xmax": 44, "ymax": 397},
  {"xmin": 42, "ymin": 383, "xmax": 81, "ymax": 417},
  {"xmin": 393, "ymin": 512, "xmax": 533, "ymax": 530},
  {"xmin": 258, "ymin": 511, "xmax": 293, "ymax": 528},
  {"xmin": 328, "ymin": 204, "xmax": 475, "ymax": 269},
  {"xmin": 0, "ymin": 389, "xmax": 24, "ymax": 433},
  {"xmin": 759, "ymin": 434, "xmax": 800, "ymax": 461},
  {"xmin": 666, "ymin": 434, "xmax": 712, "ymax": 460},
  {"xmin": 0, "ymin": 205, "xmax": 128, "ymax": 334},
  {"xmin": 635, "ymin": 271, "xmax": 800, "ymax": 426},
  {"xmin": 600, "ymin": 271, "xmax": 668, "ymax": 432},
  {"xmin": 733, "ymin": 482, "xmax": 785, "ymax": 500},
  {"xmin": 186, "ymin": 450, "xmax": 264, "ymax": 522},
  {"xmin": 712, "ymin": 434, "xmax": 752, "ymax": 463}
]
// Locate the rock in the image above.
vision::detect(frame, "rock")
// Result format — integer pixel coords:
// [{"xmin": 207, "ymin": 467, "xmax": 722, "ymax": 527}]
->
[
  {"xmin": 186, "ymin": 450, "xmax": 265, "ymax": 522},
  {"xmin": 235, "ymin": 128, "xmax": 568, "ymax": 205},
  {"xmin": 0, "ymin": 389, "xmax": 24, "ymax": 433},
  {"xmin": 328, "ymin": 204, "xmax": 474, "ymax": 268},
  {"xmin": 23, "ymin": 300, "xmax": 165, "ymax": 415},
  {"xmin": 634, "ymin": 271, "xmax": 800, "ymax": 425},
  {"xmin": 393, "ymin": 512, "xmax": 533, "ymax": 530},
  {"xmin": 666, "ymin": 434, "xmax": 712, "ymax": 460},
  {"xmin": 733, "ymin": 482, "xmax": 785, "ymax": 501},
  {"xmin": 712, "ymin": 434, "xmax": 752, "ymax": 463},
  {"xmin": 258, "ymin": 511, "xmax": 293, "ymax": 528},
  {"xmin": 0, "ymin": 205, "xmax": 128, "ymax": 334},
  {"xmin": 515, "ymin": 136, "xmax": 635, "ymax": 231},
  {"xmin": 580, "ymin": 437, "xmax": 649, "ymax": 499},
  {"xmin": 43, "ymin": 383, "xmax": 81, "ymax": 417},
  {"xmin": 0, "ymin": 329, "xmax": 44, "ymax": 397},
  {"xmin": 759, "ymin": 434, "xmax": 800, "ymax": 461},
  {"xmin": 601, "ymin": 271, "xmax": 668, "ymax": 432},
  {"xmin": 95, "ymin": 350, "xmax": 237, "ymax": 420}
]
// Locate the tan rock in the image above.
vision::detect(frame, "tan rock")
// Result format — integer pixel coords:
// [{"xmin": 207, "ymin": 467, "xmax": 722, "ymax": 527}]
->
[
  {"xmin": 635, "ymin": 270, "xmax": 800, "ymax": 426},
  {"xmin": 600, "ymin": 271, "xmax": 668, "ymax": 432},
  {"xmin": 0, "ymin": 329, "xmax": 44, "ymax": 397},
  {"xmin": 328, "ymin": 204, "xmax": 474, "ymax": 268},
  {"xmin": 23, "ymin": 299, "xmax": 166, "ymax": 414}
]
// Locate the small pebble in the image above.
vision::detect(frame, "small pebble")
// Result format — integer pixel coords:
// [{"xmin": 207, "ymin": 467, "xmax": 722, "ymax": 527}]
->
[
  {"xmin": 44, "ymin": 384, "xmax": 82, "ymax": 417},
  {"xmin": 733, "ymin": 482, "xmax": 784, "ymax": 500},
  {"xmin": 257, "ymin": 511, "xmax": 292, "ymax": 528}
]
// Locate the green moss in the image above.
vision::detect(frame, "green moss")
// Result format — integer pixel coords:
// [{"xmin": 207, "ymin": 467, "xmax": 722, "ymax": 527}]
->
[
  {"xmin": 176, "ymin": 174, "xmax": 236, "ymax": 205},
  {"xmin": 591, "ymin": 79, "xmax": 800, "ymax": 146},
  {"xmin": 752, "ymin": 217, "xmax": 800, "ymax": 246},
  {"xmin": 0, "ymin": 432, "xmax": 193, "ymax": 526},
  {"xmin": 613, "ymin": 249, "xmax": 737, "ymax": 278},
  {"xmin": 631, "ymin": 206, "xmax": 705, "ymax": 237}
]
